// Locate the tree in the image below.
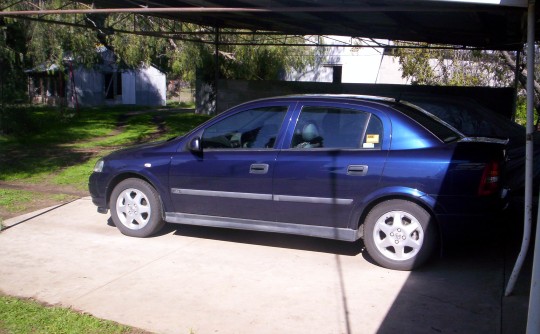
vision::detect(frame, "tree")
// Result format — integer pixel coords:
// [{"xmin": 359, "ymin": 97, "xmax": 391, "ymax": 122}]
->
[
  {"xmin": 1, "ymin": 16, "xmax": 30, "ymax": 133},
  {"xmin": 0, "ymin": 17, "xmax": 28, "ymax": 102},
  {"xmin": 0, "ymin": 1, "xmax": 317, "ymax": 105},
  {"xmin": 394, "ymin": 42, "xmax": 514, "ymax": 87},
  {"xmin": 394, "ymin": 41, "xmax": 540, "ymax": 126}
]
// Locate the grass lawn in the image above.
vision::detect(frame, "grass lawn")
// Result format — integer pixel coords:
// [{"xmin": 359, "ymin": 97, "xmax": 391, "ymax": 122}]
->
[
  {"xmin": 0, "ymin": 104, "xmax": 210, "ymax": 219},
  {"xmin": 0, "ymin": 294, "xmax": 150, "ymax": 334},
  {"xmin": 0, "ymin": 188, "xmax": 78, "ymax": 222}
]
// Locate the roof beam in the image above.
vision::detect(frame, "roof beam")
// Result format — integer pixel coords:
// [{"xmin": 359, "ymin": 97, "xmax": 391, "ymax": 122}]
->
[{"xmin": 0, "ymin": 5, "xmax": 524, "ymax": 16}]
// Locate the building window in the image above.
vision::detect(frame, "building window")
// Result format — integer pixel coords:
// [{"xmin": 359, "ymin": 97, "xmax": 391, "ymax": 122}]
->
[{"xmin": 332, "ymin": 65, "xmax": 342, "ymax": 84}]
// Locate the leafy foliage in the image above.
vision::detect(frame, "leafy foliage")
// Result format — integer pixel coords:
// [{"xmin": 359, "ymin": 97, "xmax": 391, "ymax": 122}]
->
[
  {"xmin": 0, "ymin": 17, "xmax": 27, "ymax": 103},
  {"xmin": 3, "ymin": 1, "xmax": 99, "ymax": 69},
  {"xmin": 514, "ymin": 95, "xmax": 538, "ymax": 126},
  {"xmin": 215, "ymin": 33, "xmax": 314, "ymax": 81},
  {"xmin": 2, "ymin": 1, "xmax": 315, "ymax": 81},
  {"xmin": 394, "ymin": 42, "xmax": 514, "ymax": 87}
]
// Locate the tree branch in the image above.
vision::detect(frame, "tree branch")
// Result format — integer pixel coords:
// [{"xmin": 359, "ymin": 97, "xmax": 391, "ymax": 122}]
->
[
  {"xmin": 500, "ymin": 50, "xmax": 540, "ymax": 128},
  {"xmin": 500, "ymin": 50, "xmax": 540, "ymax": 96}
]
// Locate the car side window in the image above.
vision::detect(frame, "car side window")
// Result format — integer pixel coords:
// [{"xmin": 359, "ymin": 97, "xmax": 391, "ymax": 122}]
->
[
  {"xmin": 202, "ymin": 106, "xmax": 288, "ymax": 149},
  {"xmin": 360, "ymin": 114, "xmax": 384, "ymax": 149},
  {"xmin": 291, "ymin": 106, "xmax": 383, "ymax": 149}
]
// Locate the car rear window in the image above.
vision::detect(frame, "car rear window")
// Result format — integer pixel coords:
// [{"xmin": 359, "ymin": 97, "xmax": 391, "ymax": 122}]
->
[{"xmin": 392, "ymin": 103, "xmax": 462, "ymax": 143}]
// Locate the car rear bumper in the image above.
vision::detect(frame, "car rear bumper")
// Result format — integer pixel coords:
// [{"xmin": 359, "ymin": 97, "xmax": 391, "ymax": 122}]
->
[{"xmin": 433, "ymin": 188, "xmax": 508, "ymax": 242}]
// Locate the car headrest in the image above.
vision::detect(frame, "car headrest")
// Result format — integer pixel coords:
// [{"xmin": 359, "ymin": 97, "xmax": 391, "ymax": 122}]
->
[{"xmin": 302, "ymin": 123, "xmax": 319, "ymax": 141}]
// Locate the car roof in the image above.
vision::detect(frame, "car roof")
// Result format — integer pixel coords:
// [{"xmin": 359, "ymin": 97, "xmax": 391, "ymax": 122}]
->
[{"xmin": 247, "ymin": 94, "xmax": 398, "ymax": 105}]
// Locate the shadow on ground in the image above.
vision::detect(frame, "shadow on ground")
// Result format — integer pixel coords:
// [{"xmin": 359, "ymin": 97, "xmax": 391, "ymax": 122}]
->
[
  {"xmin": 107, "ymin": 216, "xmax": 364, "ymax": 256},
  {"xmin": 376, "ymin": 201, "xmax": 533, "ymax": 334}
]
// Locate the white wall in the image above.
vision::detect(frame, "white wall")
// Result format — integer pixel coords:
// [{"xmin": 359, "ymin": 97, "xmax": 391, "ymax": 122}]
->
[
  {"xmin": 136, "ymin": 66, "xmax": 166, "ymax": 106},
  {"xmin": 70, "ymin": 68, "xmax": 104, "ymax": 107},
  {"xmin": 285, "ymin": 37, "xmax": 408, "ymax": 85},
  {"xmin": 122, "ymin": 71, "xmax": 136, "ymax": 104}
]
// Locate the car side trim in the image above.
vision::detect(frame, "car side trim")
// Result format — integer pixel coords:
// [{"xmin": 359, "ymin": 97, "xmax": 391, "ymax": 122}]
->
[
  {"xmin": 171, "ymin": 188, "xmax": 353, "ymax": 205},
  {"xmin": 171, "ymin": 188, "xmax": 272, "ymax": 201},
  {"xmin": 273, "ymin": 195, "xmax": 353, "ymax": 205},
  {"xmin": 165, "ymin": 212, "xmax": 360, "ymax": 241}
]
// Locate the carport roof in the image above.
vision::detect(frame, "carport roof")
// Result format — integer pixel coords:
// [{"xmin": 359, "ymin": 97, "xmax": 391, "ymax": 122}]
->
[{"xmin": 78, "ymin": 0, "xmax": 533, "ymax": 50}]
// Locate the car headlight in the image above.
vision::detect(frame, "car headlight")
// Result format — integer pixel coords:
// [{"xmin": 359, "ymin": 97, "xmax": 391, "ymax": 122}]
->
[{"xmin": 93, "ymin": 159, "xmax": 105, "ymax": 173}]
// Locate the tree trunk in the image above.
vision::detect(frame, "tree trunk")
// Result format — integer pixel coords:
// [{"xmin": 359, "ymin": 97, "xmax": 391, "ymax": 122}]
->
[{"xmin": 500, "ymin": 50, "xmax": 540, "ymax": 129}]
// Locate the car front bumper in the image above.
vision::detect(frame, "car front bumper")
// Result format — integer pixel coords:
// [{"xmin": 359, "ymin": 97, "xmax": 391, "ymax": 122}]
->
[{"xmin": 88, "ymin": 172, "xmax": 109, "ymax": 214}]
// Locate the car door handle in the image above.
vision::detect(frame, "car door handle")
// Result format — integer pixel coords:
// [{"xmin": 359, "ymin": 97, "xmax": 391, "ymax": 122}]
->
[
  {"xmin": 250, "ymin": 163, "xmax": 269, "ymax": 174},
  {"xmin": 347, "ymin": 165, "xmax": 368, "ymax": 176}
]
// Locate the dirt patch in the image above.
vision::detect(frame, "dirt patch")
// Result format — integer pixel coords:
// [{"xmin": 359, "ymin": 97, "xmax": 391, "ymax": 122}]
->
[
  {"xmin": 0, "ymin": 181, "xmax": 87, "ymax": 197},
  {"xmin": 144, "ymin": 114, "xmax": 167, "ymax": 142},
  {"xmin": 0, "ymin": 181, "xmax": 84, "ymax": 220}
]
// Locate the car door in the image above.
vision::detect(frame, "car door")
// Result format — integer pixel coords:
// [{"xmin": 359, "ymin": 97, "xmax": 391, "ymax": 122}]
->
[
  {"xmin": 168, "ymin": 103, "xmax": 292, "ymax": 221},
  {"xmin": 273, "ymin": 103, "xmax": 389, "ymax": 229}
]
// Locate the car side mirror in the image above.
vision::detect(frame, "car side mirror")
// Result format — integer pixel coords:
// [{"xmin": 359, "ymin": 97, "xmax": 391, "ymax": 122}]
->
[{"xmin": 189, "ymin": 137, "xmax": 202, "ymax": 152}]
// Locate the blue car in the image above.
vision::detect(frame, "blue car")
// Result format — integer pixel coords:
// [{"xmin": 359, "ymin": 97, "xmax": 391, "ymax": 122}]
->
[{"xmin": 89, "ymin": 95, "xmax": 507, "ymax": 270}]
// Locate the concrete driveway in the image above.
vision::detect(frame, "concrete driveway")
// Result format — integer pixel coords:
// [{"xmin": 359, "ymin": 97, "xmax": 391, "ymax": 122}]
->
[{"xmin": 0, "ymin": 197, "xmax": 531, "ymax": 334}]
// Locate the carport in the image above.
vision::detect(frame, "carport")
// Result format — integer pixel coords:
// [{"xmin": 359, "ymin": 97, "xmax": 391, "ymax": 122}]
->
[{"xmin": 1, "ymin": 1, "xmax": 539, "ymax": 332}]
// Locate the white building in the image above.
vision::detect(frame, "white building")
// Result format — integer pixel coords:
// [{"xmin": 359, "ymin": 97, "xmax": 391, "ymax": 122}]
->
[
  {"xmin": 70, "ymin": 64, "xmax": 167, "ymax": 107},
  {"xmin": 286, "ymin": 37, "xmax": 408, "ymax": 85}
]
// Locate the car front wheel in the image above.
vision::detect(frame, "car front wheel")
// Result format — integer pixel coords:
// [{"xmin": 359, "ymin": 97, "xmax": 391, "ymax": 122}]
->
[
  {"xmin": 109, "ymin": 178, "xmax": 165, "ymax": 237},
  {"xmin": 363, "ymin": 200, "xmax": 437, "ymax": 270}
]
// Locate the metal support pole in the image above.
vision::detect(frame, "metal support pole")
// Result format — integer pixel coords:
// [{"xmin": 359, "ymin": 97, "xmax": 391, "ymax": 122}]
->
[
  {"xmin": 505, "ymin": 0, "xmax": 535, "ymax": 298},
  {"xmin": 528, "ymin": 9, "xmax": 540, "ymax": 332},
  {"xmin": 214, "ymin": 27, "xmax": 219, "ymax": 114},
  {"xmin": 529, "ymin": 173, "xmax": 540, "ymax": 333}
]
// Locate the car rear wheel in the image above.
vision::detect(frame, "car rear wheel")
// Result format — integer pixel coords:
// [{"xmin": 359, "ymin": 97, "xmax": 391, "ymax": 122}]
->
[
  {"xmin": 363, "ymin": 200, "xmax": 437, "ymax": 270},
  {"xmin": 109, "ymin": 178, "xmax": 165, "ymax": 237}
]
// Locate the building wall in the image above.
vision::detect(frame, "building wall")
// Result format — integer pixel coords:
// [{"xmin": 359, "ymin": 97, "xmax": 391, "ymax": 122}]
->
[
  {"xmin": 69, "ymin": 68, "xmax": 104, "ymax": 107},
  {"xmin": 67, "ymin": 66, "xmax": 166, "ymax": 108},
  {"xmin": 122, "ymin": 71, "xmax": 136, "ymax": 104},
  {"xmin": 135, "ymin": 66, "xmax": 166, "ymax": 106}
]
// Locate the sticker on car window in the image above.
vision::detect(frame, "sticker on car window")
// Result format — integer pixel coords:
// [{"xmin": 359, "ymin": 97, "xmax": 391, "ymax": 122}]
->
[
  {"xmin": 366, "ymin": 134, "xmax": 380, "ymax": 144},
  {"xmin": 363, "ymin": 143, "xmax": 375, "ymax": 149}
]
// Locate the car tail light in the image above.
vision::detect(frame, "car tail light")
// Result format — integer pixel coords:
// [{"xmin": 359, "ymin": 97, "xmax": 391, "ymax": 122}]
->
[{"xmin": 478, "ymin": 161, "xmax": 500, "ymax": 196}]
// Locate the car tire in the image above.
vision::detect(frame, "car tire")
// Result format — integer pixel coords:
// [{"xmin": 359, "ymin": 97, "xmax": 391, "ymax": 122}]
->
[
  {"xmin": 109, "ymin": 178, "xmax": 165, "ymax": 238},
  {"xmin": 363, "ymin": 200, "xmax": 437, "ymax": 270}
]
